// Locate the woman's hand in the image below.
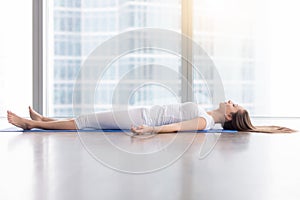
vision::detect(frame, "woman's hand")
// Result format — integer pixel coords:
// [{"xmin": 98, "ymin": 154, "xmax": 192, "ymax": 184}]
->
[{"xmin": 131, "ymin": 125, "xmax": 155, "ymax": 135}]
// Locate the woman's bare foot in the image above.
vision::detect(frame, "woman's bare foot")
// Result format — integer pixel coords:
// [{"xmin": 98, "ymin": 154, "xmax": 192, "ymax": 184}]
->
[
  {"xmin": 7, "ymin": 111, "xmax": 33, "ymax": 130},
  {"xmin": 29, "ymin": 106, "xmax": 43, "ymax": 121}
]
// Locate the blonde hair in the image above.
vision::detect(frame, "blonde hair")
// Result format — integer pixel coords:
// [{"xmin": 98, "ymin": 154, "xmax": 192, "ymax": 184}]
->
[{"xmin": 223, "ymin": 110, "xmax": 296, "ymax": 133}]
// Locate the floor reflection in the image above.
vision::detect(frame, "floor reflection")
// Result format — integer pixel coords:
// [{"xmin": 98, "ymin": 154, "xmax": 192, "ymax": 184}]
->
[{"xmin": 0, "ymin": 128, "xmax": 300, "ymax": 200}]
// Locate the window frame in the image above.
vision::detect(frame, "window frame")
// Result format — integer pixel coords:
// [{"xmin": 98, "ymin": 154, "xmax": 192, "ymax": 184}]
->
[{"xmin": 33, "ymin": 0, "xmax": 44, "ymax": 114}]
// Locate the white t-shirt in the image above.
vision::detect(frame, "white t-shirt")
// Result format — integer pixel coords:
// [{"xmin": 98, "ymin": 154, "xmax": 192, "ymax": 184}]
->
[{"xmin": 143, "ymin": 102, "xmax": 215, "ymax": 130}]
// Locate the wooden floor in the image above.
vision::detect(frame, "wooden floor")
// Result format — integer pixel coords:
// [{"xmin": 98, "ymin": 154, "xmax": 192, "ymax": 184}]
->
[{"xmin": 0, "ymin": 118, "xmax": 300, "ymax": 200}]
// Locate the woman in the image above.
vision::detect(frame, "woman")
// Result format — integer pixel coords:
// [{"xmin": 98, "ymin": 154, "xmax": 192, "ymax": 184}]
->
[{"xmin": 7, "ymin": 100, "xmax": 295, "ymax": 134}]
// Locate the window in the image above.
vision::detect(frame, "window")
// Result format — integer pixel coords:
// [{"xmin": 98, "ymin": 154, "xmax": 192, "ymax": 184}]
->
[
  {"xmin": 44, "ymin": 0, "xmax": 300, "ymax": 117},
  {"xmin": 46, "ymin": 0, "xmax": 181, "ymax": 116},
  {"xmin": 193, "ymin": 0, "xmax": 300, "ymax": 116}
]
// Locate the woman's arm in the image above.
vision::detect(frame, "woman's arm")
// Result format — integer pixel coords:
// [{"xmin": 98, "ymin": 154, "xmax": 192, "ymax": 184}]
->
[{"xmin": 131, "ymin": 117, "xmax": 207, "ymax": 134}]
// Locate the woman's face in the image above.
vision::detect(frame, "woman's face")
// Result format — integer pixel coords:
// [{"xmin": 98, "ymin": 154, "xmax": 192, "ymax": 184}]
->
[{"xmin": 219, "ymin": 100, "xmax": 244, "ymax": 116}]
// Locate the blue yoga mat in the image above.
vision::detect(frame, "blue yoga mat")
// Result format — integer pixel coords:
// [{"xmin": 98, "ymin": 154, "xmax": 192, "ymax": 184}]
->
[{"xmin": 0, "ymin": 127, "xmax": 237, "ymax": 133}]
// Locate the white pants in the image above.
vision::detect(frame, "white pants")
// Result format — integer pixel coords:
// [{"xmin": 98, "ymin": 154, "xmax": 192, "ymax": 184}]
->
[
  {"xmin": 74, "ymin": 102, "xmax": 215, "ymax": 130},
  {"xmin": 74, "ymin": 108, "xmax": 147, "ymax": 129}
]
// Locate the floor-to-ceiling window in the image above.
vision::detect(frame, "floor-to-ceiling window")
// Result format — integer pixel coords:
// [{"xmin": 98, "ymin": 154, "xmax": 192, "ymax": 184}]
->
[
  {"xmin": 43, "ymin": 0, "xmax": 300, "ymax": 117},
  {"xmin": 193, "ymin": 0, "xmax": 258, "ymax": 112},
  {"xmin": 192, "ymin": 0, "xmax": 300, "ymax": 117},
  {"xmin": 45, "ymin": 0, "xmax": 181, "ymax": 117}
]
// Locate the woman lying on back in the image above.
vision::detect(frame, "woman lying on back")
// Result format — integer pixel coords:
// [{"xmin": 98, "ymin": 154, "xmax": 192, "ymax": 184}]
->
[{"xmin": 7, "ymin": 100, "xmax": 295, "ymax": 134}]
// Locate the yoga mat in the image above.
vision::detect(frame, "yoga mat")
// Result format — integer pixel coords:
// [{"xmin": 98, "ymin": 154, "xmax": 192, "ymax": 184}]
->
[{"xmin": 0, "ymin": 127, "xmax": 237, "ymax": 133}]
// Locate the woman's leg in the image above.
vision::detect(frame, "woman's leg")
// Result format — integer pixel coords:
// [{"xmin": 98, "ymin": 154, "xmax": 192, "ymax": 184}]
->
[
  {"xmin": 75, "ymin": 108, "xmax": 146, "ymax": 129},
  {"xmin": 8, "ymin": 107, "xmax": 145, "ymax": 130},
  {"xmin": 29, "ymin": 106, "xmax": 56, "ymax": 122},
  {"xmin": 7, "ymin": 111, "xmax": 77, "ymax": 130}
]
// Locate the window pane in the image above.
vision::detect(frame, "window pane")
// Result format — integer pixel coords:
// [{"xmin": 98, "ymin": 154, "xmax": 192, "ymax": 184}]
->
[
  {"xmin": 193, "ymin": 0, "xmax": 257, "ymax": 112},
  {"xmin": 193, "ymin": 0, "xmax": 300, "ymax": 117},
  {"xmin": 46, "ymin": 0, "xmax": 181, "ymax": 117},
  {"xmin": 0, "ymin": 1, "xmax": 32, "ymax": 117}
]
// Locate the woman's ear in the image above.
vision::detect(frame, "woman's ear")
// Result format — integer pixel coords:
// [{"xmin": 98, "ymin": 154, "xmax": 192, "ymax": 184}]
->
[{"xmin": 225, "ymin": 113, "xmax": 232, "ymax": 121}]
